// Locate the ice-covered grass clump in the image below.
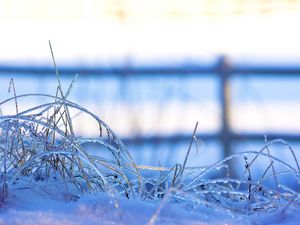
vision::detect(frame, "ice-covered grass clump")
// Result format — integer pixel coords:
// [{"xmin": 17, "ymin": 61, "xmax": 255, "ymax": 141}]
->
[
  {"xmin": 0, "ymin": 44, "xmax": 299, "ymax": 218},
  {"xmin": 1, "ymin": 80, "xmax": 299, "ymax": 217}
]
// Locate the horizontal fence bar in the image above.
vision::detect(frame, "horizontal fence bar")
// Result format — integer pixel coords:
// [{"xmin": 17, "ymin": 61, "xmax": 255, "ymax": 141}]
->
[
  {"xmin": 122, "ymin": 133, "xmax": 217, "ymax": 145},
  {"xmin": 1, "ymin": 64, "xmax": 300, "ymax": 77},
  {"xmin": 232, "ymin": 133, "xmax": 300, "ymax": 142},
  {"xmin": 0, "ymin": 65, "xmax": 216, "ymax": 76},
  {"xmin": 233, "ymin": 66, "xmax": 300, "ymax": 76},
  {"xmin": 122, "ymin": 133, "xmax": 300, "ymax": 145}
]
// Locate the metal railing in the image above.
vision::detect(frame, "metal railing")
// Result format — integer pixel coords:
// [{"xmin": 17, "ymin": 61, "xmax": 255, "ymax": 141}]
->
[{"xmin": 1, "ymin": 56, "xmax": 300, "ymax": 157}]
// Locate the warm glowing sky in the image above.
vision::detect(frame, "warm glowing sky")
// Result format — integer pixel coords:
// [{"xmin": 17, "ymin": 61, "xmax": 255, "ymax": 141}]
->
[{"xmin": 0, "ymin": 0, "xmax": 300, "ymax": 65}]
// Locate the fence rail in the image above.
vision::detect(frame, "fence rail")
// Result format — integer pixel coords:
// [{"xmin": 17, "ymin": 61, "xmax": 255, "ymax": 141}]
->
[{"xmin": 1, "ymin": 56, "xmax": 300, "ymax": 157}]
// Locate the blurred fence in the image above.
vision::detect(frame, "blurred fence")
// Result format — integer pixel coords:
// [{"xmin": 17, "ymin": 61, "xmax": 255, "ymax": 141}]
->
[{"xmin": 1, "ymin": 56, "xmax": 300, "ymax": 157}]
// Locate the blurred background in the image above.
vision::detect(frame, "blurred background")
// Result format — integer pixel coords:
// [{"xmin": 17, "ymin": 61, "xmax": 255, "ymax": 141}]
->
[{"xmin": 0, "ymin": 0, "xmax": 300, "ymax": 167}]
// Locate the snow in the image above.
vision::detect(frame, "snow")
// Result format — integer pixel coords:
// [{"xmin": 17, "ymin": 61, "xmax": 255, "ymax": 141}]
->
[{"xmin": 0, "ymin": 187, "xmax": 299, "ymax": 225}]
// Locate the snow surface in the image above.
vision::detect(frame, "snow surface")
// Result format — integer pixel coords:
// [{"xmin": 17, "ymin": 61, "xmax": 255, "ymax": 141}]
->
[{"xmin": 0, "ymin": 189, "xmax": 299, "ymax": 225}]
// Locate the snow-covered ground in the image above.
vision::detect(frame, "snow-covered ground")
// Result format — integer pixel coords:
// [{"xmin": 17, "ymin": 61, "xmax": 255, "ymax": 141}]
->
[{"xmin": 1, "ymin": 189, "xmax": 299, "ymax": 225}]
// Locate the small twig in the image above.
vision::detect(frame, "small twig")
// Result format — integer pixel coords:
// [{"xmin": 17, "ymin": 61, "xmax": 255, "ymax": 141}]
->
[
  {"xmin": 49, "ymin": 40, "xmax": 63, "ymax": 97},
  {"xmin": 8, "ymin": 78, "xmax": 19, "ymax": 114},
  {"xmin": 175, "ymin": 121, "xmax": 199, "ymax": 187},
  {"xmin": 244, "ymin": 156, "xmax": 252, "ymax": 202},
  {"xmin": 264, "ymin": 135, "xmax": 279, "ymax": 195}
]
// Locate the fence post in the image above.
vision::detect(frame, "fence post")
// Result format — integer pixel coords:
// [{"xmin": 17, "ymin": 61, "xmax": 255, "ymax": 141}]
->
[{"xmin": 217, "ymin": 56, "xmax": 232, "ymax": 158}]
